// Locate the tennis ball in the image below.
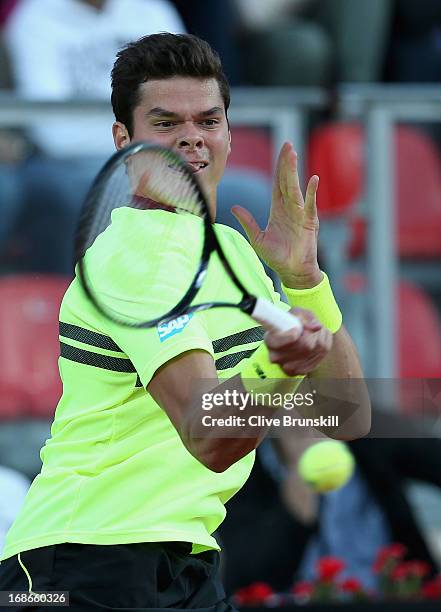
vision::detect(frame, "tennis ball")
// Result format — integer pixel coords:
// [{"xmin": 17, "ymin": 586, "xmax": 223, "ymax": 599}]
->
[{"xmin": 298, "ymin": 440, "xmax": 355, "ymax": 493}]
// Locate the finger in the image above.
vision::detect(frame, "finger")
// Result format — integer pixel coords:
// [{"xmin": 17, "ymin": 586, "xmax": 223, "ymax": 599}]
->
[
  {"xmin": 295, "ymin": 329, "xmax": 331, "ymax": 365},
  {"xmin": 265, "ymin": 317, "xmax": 322, "ymax": 351},
  {"xmin": 269, "ymin": 328, "xmax": 330, "ymax": 363},
  {"xmin": 282, "ymin": 356, "xmax": 324, "ymax": 376},
  {"xmin": 272, "ymin": 142, "xmax": 291, "ymax": 204},
  {"xmin": 265, "ymin": 327, "xmax": 303, "ymax": 350},
  {"xmin": 320, "ymin": 327, "xmax": 333, "ymax": 353},
  {"xmin": 303, "ymin": 321, "xmax": 323, "ymax": 334},
  {"xmin": 304, "ymin": 174, "xmax": 319, "ymax": 222},
  {"xmin": 281, "ymin": 343, "xmax": 329, "ymax": 373},
  {"xmin": 231, "ymin": 205, "xmax": 262, "ymax": 244},
  {"xmin": 284, "ymin": 146, "xmax": 304, "ymax": 207},
  {"xmin": 310, "ymin": 326, "xmax": 332, "ymax": 350}
]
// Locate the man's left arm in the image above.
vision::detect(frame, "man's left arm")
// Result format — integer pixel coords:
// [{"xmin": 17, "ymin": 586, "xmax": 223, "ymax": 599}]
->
[
  {"xmin": 232, "ymin": 142, "xmax": 371, "ymax": 439},
  {"xmin": 307, "ymin": 325, "xmax": 371, "ymax": 438},
  {"xmin": 277, "ymin": 272, "xmax": 371, "ymax": 439}
]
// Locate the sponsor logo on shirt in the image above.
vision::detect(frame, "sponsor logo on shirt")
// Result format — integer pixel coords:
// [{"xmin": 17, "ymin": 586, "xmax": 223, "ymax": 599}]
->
[{"xmin": 157, "ymin": 314, "xmax": 193, "ymax": 342}]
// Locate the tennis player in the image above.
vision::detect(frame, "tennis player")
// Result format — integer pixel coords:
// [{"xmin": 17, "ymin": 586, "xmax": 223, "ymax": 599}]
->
[{"xmin": 0, "ymin": 33, "xmax": 370, "ymax": 611}]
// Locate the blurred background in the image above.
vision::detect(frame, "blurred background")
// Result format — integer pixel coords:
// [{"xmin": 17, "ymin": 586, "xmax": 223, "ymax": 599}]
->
[{"xmin": 1, "ymin": 0, "xmax": 441, "ymax": 608}]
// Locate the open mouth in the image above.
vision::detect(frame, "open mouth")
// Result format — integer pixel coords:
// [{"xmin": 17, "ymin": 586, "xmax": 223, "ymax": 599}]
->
[{"xmin": 186, "ymin": 161, "xmax": 209, "ymax": 174}]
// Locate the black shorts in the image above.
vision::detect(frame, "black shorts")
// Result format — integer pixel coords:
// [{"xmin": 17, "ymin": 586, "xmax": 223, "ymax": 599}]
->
[{"xmin": 0, "ymin": 542, "xmax": 237, "ymax": 611}]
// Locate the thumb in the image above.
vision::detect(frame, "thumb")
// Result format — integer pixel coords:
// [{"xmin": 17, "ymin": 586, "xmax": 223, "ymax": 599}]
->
[{"xmin": 231, "ymin": 205, "xmax": 262, "ymax": 244}]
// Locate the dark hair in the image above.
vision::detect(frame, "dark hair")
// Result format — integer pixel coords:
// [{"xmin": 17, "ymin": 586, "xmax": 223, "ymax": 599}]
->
[{"xmin": 111, "ymin": 33, "xmax": 230, "ymax": 136}]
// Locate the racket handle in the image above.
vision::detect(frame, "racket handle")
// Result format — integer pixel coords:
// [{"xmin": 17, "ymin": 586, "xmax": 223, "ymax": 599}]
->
[{"xmin": 251, "ymin": 298, "xmax": 303, "ymax": 333}]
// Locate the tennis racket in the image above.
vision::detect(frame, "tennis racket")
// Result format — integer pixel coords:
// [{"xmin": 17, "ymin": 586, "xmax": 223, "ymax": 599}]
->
[{"xmin": 74, "ymin": 141, "xmax": 302, "ymax": 334}]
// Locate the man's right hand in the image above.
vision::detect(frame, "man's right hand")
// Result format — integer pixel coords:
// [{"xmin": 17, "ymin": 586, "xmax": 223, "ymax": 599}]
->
[
  {"xmin": 265, "ymin": 307, "xmax": 333, "ymax": 377},
  {"xmin": 147, "ymin": 307, "xmax": 333, "ymax": 473}
]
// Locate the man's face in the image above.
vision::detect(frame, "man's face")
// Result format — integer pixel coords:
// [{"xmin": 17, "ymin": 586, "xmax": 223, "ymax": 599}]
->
[{"xmin": 113, "ymin": 77, "xmax": 231, "ymax": 215}]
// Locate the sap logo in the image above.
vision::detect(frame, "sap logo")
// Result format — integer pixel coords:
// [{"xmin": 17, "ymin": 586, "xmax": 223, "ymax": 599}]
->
[{"xmin": 157, "ymin": 314, "xmax": 193, "ymax": 342}]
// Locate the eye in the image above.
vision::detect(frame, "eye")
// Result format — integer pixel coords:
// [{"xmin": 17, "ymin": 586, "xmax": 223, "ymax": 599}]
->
[
  {"xmin": 154, "ymin": 121, "xmax": 176, "ymax": 128},
  {"xmin": 201, "ymin": 119, "xmax": 219, "ymax": 127}
]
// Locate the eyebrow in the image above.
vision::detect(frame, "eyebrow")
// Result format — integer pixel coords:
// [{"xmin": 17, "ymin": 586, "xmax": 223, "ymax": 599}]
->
[{"xmin": 146, "ymin": 106, "xmax": 224, "ymax": 118}]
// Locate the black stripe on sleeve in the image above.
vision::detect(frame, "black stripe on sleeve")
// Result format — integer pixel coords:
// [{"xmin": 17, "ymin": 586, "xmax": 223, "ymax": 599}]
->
[
  {"xmin": 60, "ymin": 340, "xmax": 144, "ymax": 387},
  {"xmin": 59, "ymin": 322, "xmax": 123, "ymax": 352},
  {"xmin": 215, "ymin": 349, "xmax": 256, "ymax": 371},
  {"xmin": 60, "ymin": 323, "xmax": 264, "ymax": 381},
  {"xmin": 60, "ymin": 341, "xmax": 137, "ymax": 373},
  {"xmin": 212, "ymin": 327, "xmax": 264, "ymax": 354}
]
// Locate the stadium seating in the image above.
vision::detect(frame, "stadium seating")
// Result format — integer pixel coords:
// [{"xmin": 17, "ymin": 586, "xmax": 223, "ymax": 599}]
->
[
  {"xmin": 395, "ymin": 127, "xmax": 441, "ymax": 257},
  {"xmin": 307, "ymin": 122, "xmax": 363, "ymax": 219},
  {"xmin": 344, "ymin": 273, "xmax": 441, "ymax": 379},
  {"xmin": 227, "ymin": 127, "xmax": 273, "ymax": 177},
  {"xmin": 308, "ymin": 121, "xmax": 441, "ymax": 389},
  {"xmin": 307, "ymin": 122, "xmax": 441, "ymax": 258},
  {"xmin": 398, "ymin": 280, "xmax": 441, "ymax": 415},
  {"xmin": 398, "ymin": 281, "xmax": 441, "ymax": 379},
  {"xmin": 0, "ymin": 274, "xmax": 70, "ymax": 419}
]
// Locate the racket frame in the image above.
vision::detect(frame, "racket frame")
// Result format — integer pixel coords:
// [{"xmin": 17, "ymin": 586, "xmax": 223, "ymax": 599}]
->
[{"xmin": 75, "ymin": 141, "xmax": 258, "ymax": 329}]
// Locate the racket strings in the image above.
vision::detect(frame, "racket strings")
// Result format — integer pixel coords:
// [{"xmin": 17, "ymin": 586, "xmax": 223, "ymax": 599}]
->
[
  {"xmin": 91, "ymin": 167, "xmax": 128, "ymax": 251},
  {"xmin": 76, "ymin": 144, "xmax": 212, "ymax": 327},
  {"xmin": 131, "ymin": 151, "xmax": 204, "ymax": 217},
  {"xmin": 79, "ymin": 150, "xmax": 208, "ymax": 260}
]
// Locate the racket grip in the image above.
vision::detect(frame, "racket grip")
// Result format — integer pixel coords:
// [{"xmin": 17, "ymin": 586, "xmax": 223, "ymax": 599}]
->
[{"xmin": 251, "ymin": 298, "xmax": 303, "ymax": 333}]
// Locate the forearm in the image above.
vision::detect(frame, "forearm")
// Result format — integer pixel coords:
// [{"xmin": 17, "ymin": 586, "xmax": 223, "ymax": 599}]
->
[
  {"xmin": 307, "ymin": 326, "xmax": 371, "ymax": 439},
  {"xmin": 310, "ymin": 325, "xmax": 363, "ymax": 379},
  {"xmin": 183, "ymin": 373, "xmax": 282, "ymax": 472},
  {"xmin": 149, "ymin": 346, "xmax": 306, "ymax": 474},
  {"xmin": 281, "ymin": 273, "xmax": 371, "ymax": 439}
]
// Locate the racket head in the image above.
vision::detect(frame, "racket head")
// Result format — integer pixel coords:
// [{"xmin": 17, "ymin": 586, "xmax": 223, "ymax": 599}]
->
[{"xmin": 74, "ymin": 142, "xmax": 214, "ymax": 328}]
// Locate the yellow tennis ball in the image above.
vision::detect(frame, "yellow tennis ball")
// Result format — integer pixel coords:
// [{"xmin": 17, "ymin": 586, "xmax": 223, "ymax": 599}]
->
[{"xmin": 298, "ymin": 440, "xmax": 355, "ymax": 493}]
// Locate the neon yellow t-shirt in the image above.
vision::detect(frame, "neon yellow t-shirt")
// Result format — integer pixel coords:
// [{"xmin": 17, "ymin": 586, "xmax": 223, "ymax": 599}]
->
[{"xmin": 1, "ymin": 208, "xmax": 288, "ymax": 562}]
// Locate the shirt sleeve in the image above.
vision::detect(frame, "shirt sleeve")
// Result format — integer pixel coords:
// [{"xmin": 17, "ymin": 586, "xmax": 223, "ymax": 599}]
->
[
  {"xmin": 108, "ymin": 310, "xmax": 214, "ymax": 388},
  {"xmin": 85, "ymin": 208, "xmax": 214, "ymax": 387}
]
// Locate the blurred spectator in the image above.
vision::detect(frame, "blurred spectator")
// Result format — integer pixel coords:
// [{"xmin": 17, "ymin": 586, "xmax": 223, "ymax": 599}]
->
[
  {"xmin": 220, "ymin": 412, "xmax": 441, "ymax": 594},
  {"xmin": 236, "ymin": 0, "xmax": 332, "ymax": 87},
  {"xmin": 171, "ymin": 0, "xmax": 242, "ymax": 85},
  {"xmin": 236, "ymin": 0, "xmax": 393, "ymax": 86},
  {"xmin": 3, "ymin": 0, "xmax": 185, "ymax": 273},
  {"xmin": 386, "ymin": 0, "xmax": 441, "ymax": 82},
  {"xmin": 0, "ymin": 13, "xmax": 29, "ymax": 264},
  {"xmin": 0, "ymin": 0, "xmax": 18, "ymax": 27},
  {"xmin": 299, "ymin": 429, "xmax": 441, "ymax": 589},
  {"xmin": 298, "ymin": 464, "xmax": 391, "ymax": 591},
  {"xmin": 2, "ymin": 0, "xmax": 273, "ymax": 274},
  {"xmin": 0, "ymin": 29, "xmax": 12, "ymax": 85},
  {"xmin": 219, "ymin": 436, "xmax": 318, "ymax": 593},
  {"xmin": 0, "ymin": 465, "xmax": 30, "ymax": 557},
  {"xmin": 314, "ymin": 0, "xmax": 393, "ymax": 84},
  {"xmin": 5, "ymin": 0, "xmax": 185, "ymax": 157},
  {"xmin": 0, "ymin": 131, "xmax": 28, "ymax": 258}
]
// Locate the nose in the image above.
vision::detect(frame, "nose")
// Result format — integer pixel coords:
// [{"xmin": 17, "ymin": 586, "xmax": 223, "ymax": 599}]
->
[{"xmin": 176, "ymin": 122, "xmax": 204, "ymax": 150}]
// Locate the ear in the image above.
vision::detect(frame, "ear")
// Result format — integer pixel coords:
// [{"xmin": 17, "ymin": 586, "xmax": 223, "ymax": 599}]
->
[
  {"xmin": 227, "ymin": 127, "xmax": 232, "ymax": 157},
  {"xmin": 112, "ymin": 121, "xmax": 131, "ymax": 150}
]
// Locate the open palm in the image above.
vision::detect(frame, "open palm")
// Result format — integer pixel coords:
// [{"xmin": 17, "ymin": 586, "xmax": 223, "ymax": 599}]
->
[{"xmin": 232, "ymin": 142, "xmax": 322, "ymax": 288}]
